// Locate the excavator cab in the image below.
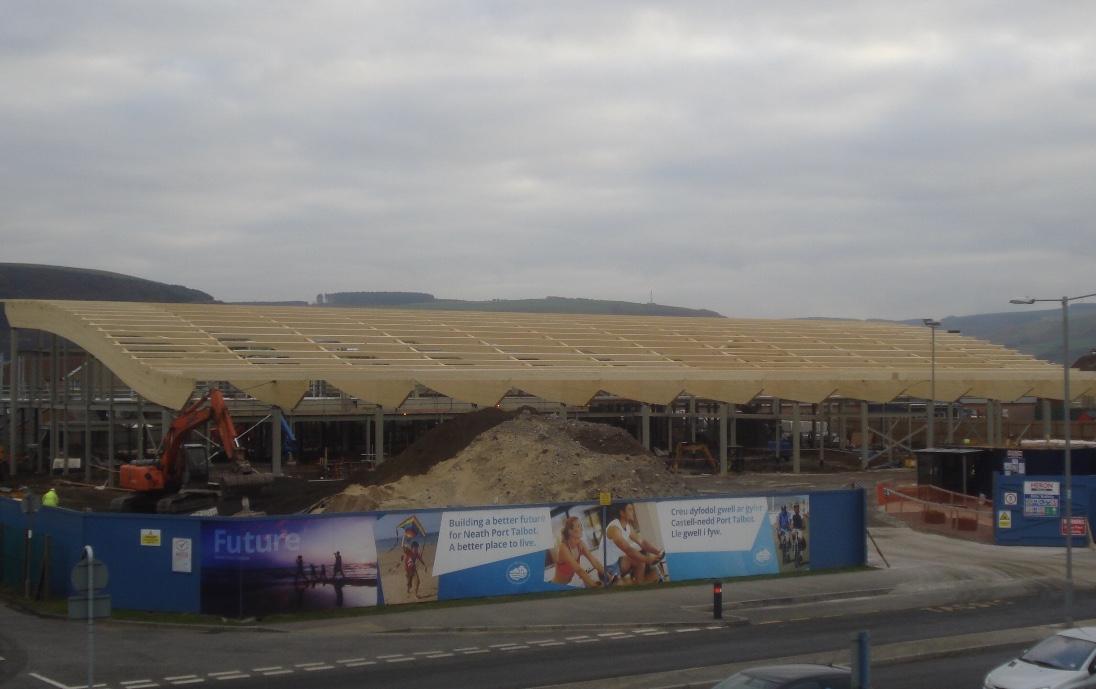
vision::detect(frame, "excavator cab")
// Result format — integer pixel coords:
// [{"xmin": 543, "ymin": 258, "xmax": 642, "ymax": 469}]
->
[{"xmin": 181, "ymin": 443, "xmax": 210, "ymax": 486}]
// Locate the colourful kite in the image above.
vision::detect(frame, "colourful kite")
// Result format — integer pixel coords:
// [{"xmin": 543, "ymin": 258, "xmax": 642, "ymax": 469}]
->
[{"xmin": 393, "ymin": 515, "xmax": 428, "ymax": 550}]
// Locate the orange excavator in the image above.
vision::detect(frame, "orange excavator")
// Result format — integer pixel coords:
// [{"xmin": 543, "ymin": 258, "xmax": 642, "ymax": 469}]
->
[
  {"xmin": 111, "ymin": 389, "xmax": 273, "ymax": 514},
  {"xmin": 671, "ymin": 442, "xmax": 719, "ymax": 473}
]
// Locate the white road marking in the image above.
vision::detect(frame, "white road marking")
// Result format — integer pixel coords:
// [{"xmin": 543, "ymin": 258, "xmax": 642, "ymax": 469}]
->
[
  {"xmin": 27, "ymin": 675, "xmax": 62, "ymax": 689},
  {"xmin": 31, "ymin": 624, "xmax": 721, "ymax": 689},
  {"xmin": 29, "ymin": 675, "xmax": 104, "ymax": 689}
]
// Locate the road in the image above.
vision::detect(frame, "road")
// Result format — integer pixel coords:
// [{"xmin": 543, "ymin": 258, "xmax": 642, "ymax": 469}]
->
[
  {"xmin": 874, "ymin": 645, "xmax": 1024, "ymax": 689},
  {"xmin": 4, "ymin": 586, "xmax": 1091, "ymax": 689}
]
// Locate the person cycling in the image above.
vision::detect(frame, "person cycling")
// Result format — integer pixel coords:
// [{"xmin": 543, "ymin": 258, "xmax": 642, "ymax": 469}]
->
[
  {"xmin": 776, "ymin": 505, "xmax": 791, "ymax": 558},
  {"xmin": 790, "ymin": 503, "xmax": 807, "ymax": 553}
]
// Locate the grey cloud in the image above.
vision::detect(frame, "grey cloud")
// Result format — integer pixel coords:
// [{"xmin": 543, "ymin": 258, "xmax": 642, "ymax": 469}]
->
[{"xmin": 2, "ymin": 2, "xmax": 1095, "ymax": 316}]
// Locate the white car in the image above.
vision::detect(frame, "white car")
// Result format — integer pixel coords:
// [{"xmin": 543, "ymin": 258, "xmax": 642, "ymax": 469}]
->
[{"xmin": 984, "ymin": 627, "xmax": 1096, "ymax": 689}]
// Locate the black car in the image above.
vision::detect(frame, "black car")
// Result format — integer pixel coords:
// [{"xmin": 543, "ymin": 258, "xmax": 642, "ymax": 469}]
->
[{"xmin": 711, "ymin": 663, "xmax": 851, "ymax": 689}]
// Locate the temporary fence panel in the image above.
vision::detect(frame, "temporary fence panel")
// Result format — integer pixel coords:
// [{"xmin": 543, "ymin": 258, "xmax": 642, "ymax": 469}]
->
[
  {"xmin": 878, "ymin": 483, "xmax": 995, "ymax": 543},
  {"xmin": 83, "ymin": 513, "xmax": 205, "ymax": 613}
]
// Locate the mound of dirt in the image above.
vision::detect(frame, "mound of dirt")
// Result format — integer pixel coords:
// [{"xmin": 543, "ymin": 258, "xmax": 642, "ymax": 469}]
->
[
  {"xmin": 349, "ymin": 407, "xmax": 516, "ymax": 487},
  {"xmin": 311, "ymin": 411, "xmax": 696, "ymax": 513},
  {"xmin": 4, "ymin": 408, "xmax": 696, "ymax": 516}
]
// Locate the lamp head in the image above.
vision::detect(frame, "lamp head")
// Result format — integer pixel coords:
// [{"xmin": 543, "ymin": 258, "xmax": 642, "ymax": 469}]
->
[{"xmin": 1010, "ymin": 298, "xmax": 1036, "ymax": 305}]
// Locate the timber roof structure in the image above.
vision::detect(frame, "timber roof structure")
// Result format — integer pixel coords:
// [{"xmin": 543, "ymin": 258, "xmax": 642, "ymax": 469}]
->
[{"xmin": 5, "ymin": 300, "xmax": 1093, "ymax": 411}]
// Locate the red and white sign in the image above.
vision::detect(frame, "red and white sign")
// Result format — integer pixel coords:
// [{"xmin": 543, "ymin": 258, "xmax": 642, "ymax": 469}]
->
[{"xmin": 1060, "ymin": 517, "xmax": 1087, "ymax": 537}]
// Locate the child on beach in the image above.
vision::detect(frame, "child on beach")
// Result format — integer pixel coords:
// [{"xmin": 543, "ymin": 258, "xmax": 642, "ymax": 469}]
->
[{"xmin": 401, "ymin": 541, "xmax": 427, "ymax": 597}]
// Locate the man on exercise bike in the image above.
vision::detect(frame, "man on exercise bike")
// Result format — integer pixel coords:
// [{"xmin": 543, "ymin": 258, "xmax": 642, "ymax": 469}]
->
[{"xmin": 605, "ymin": 503, "xmax": 665, "ymax": 584}]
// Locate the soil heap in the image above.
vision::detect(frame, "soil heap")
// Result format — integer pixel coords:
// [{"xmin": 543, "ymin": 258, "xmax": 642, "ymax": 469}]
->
[
  {"xmin": 310, "ymin": 410, "xmax": 696, "ymax": 513},
  {"xmin": 3, "ymin": 407, "xmax": 698, "ymax": 516}
]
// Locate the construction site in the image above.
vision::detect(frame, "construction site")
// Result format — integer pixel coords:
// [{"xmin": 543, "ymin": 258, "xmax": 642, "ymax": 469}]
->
[{"xmin": 2, "ymin": 299, "xmax": 1095, "ymax": 519}]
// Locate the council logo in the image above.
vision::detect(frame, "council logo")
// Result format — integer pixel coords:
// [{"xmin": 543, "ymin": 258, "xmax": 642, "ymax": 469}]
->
[
  {"xmin": 506, "ymin": 562, "xmax": 530, "ymax": 584},
  {"xmin": 754, "ymin": 548, "xmax": 773, "ymax": 565}
]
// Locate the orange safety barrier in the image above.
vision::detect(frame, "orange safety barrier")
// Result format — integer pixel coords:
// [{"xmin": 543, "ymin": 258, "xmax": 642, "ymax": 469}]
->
[{"xmin": 877, "ymin": 482, "xmax": 996, "ymax": 543}]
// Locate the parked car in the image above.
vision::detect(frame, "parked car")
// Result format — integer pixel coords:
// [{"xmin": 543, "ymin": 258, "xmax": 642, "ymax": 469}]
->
[
  {"xmin": 711, "ymin": 663, "xmax": 851, "ymax": 689},
  {"xmin": 983, "ymin": 626, "xmax": 1096, "ymax": 689}
]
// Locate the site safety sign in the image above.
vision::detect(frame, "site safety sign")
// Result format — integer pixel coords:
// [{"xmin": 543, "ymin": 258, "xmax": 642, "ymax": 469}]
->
[{"xmin": 1023, "ymin": 481, "xmax": 1060, "ymax": 518}]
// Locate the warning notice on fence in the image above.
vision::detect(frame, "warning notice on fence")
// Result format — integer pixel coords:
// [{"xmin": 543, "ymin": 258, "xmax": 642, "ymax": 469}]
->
[{"xmin": 1023, "ymin": 480, "xmax": 1060, "ymax": 518}]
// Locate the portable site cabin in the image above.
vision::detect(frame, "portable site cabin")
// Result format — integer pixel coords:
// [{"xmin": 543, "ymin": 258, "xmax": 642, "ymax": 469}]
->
[{"xmin": 916, "ymin": 442, "xmax": 1096, "ymax": 498}]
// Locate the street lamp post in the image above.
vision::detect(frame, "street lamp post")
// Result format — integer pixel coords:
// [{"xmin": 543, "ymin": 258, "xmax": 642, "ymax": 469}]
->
[
  {"xmin": 1011, "ymin": 291, "xmax": 1096, "ymax": 628},
  {"xmin": 923, "ymin": 319, "xmax": 940, "ymax": 450}
]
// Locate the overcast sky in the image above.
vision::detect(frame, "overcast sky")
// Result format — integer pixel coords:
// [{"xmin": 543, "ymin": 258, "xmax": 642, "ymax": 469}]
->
[{"xmin": 3, "ymin": 2, "xmax": 1095, "ymax": 320}]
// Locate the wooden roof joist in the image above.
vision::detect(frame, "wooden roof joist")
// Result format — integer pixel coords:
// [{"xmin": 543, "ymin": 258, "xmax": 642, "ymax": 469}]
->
[{"xmin": 5, "ymin": 299, "xmax": 1094, "ymax": 411}]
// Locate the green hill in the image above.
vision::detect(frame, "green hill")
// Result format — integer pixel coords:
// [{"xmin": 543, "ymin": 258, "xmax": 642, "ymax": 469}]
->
[
  {"xmin": 0, "ymin": 263, "xmax": 214, "ymax": 302},
  {"xmin": 0, "ymin": 263, "xmax": 215, "ymax": 356},
  {"xmin": 900, "ymin": 306, "xmax": 1096, "ymax": 366},
  {"xmin": 320, "ymin": 293, "xmax": 721, "ymax": 318}
]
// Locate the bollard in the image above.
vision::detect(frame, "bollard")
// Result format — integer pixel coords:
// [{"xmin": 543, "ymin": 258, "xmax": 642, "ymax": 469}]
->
[
  {"xmin": 712, "ymin": 580, "xmax": 723, "ymax": 619},
  {"xmin": 850, "ymin": 630, "xmax": 871, "ymax": 689}
]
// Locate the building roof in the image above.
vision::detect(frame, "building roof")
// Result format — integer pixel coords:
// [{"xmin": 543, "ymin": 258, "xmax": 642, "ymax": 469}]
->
[{"xmin": 5, "ymin": 299, "xmax": 1092, "ymax": 410}]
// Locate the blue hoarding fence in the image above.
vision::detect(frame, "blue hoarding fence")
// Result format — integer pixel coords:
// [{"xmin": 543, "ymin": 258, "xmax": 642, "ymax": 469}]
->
[{"xmin": 1, "ymin": 488, "xmax": 866, "ymax": 616}]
